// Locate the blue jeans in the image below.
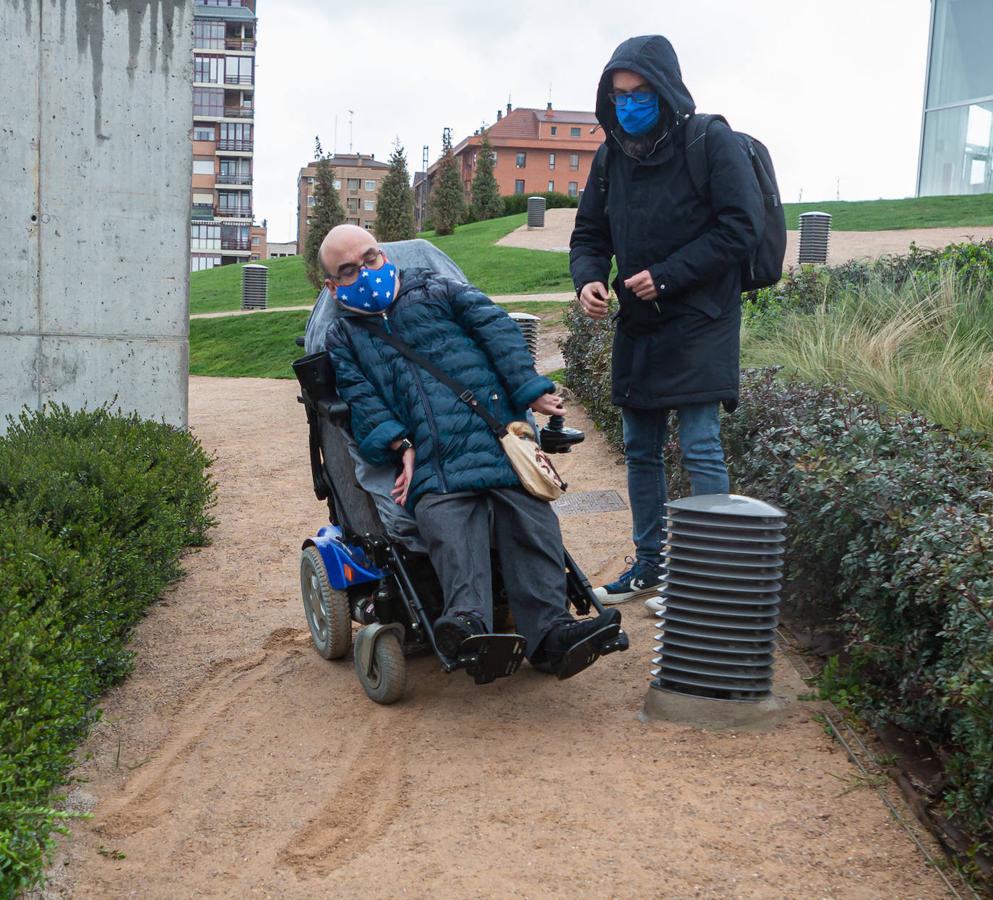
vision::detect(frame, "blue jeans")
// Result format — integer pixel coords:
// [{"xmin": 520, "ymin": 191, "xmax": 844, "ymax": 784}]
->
[{"xmin": 622, "ymin": 403, "xmax": 729, "ymax": 567}]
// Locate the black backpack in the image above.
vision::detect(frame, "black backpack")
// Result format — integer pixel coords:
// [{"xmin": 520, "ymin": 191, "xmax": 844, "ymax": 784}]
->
[{"xmin": 594, "ymin": 114, "xmax": 787, "ymax": 292}]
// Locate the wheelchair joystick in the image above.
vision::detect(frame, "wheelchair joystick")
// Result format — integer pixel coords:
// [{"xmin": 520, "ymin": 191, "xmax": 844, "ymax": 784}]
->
[{"xmin": 540, "ymin": 414, "xmax": 586, "ymax": 454}]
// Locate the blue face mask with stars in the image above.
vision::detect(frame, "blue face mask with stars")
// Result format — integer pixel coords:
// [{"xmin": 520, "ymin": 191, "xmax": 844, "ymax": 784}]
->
[{"xmin": 335, "ymin": 260, "xmax": 399, "ymax": 313}]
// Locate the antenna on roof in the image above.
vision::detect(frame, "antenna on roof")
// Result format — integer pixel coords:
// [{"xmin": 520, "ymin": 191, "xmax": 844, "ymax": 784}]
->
[{"xmin": 347, "ymin": 109, "xmax": 354, "ymax": 154}]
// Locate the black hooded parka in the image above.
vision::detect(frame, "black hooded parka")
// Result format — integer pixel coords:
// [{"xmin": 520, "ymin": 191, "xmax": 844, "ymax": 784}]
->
[{"xmin": 569, "ymin": 35, "xmax": 763, "ymax": 411}]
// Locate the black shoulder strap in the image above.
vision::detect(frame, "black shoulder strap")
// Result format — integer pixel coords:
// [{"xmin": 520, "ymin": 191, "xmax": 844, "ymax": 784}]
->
[
  {"xmin": 350, "ymin": 317, "xmax": 507, "ymax": 437},
  {"xmin": 683, "ymin": 113, "xmax": 728, "ymax": 201},
  {"xmin": 593, "ymin": 142, "xmax": 610, "ymax": 196}
]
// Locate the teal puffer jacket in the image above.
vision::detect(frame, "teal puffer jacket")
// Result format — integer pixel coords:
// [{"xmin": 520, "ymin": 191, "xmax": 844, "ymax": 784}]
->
[{"xmin": 325, "ymin": 269, "xmax": 554, "ymax": 510}]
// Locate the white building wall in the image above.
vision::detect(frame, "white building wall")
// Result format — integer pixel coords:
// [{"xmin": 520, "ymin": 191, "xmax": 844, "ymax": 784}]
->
[{"xmin": 0, "ymin": 1, "xmax": 192, "ymax": 432}]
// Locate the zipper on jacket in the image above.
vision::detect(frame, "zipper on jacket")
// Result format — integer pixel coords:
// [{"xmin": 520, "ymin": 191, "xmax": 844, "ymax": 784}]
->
[{"xmin": 384, "ymin": 313, "xmax": 450, "ymax": 493}]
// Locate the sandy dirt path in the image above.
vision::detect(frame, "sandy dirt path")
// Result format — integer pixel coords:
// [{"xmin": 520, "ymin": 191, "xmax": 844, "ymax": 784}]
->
[
  {"xmin": 497, "ymin": 207, "xmax": 993, "ymax": 266},
  {"xmin": 44, "ymin": 373, "xmax": 952, "ymax": 899}
]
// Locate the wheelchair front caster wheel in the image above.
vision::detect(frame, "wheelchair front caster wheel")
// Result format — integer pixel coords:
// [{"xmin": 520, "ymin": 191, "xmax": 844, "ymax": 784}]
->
[
  {"xmin": 355, "ymin": 631, "xmax": 406, "ymax": 704},
  {"xmin": 301, "ymin": 546, "xmax": 351, "ymax": 660}
]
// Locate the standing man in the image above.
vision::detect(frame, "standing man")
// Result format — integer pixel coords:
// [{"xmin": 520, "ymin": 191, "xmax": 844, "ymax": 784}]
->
[{"xmin": 570, "ymin": 35, "xmax": 764, "ymax": 605}]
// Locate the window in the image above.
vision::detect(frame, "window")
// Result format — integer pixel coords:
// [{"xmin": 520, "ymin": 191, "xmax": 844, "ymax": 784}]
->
[
  {"xmin": 220, "ymin": 223, "xmax": 249, "ymax": 249},
  {"xmin": 225, "ymin": 56, "xmax": 253, "ymax": 85},
  {"xmin": 192, "ymin": 159, "xmax": 215, "ymax": 176},
  {"xmin": 192, "ymin": 192, "xmax": 213, "ymax": 205},
  {"xmin": 927, "ymin": 0, "xmax": 993, "ymax": 107},
  {"xmin": 570, "ymin": 127, "xmax": 581, "ymax": 137},
  {"xmin": 550, "ymin": 126, "xmax": 557, "ymax": 136},
  {"xmin": 364, "ymin": 199, "xmax": 375, "ymax": 211},
  {"xmin": 193, "ymin": 20, "xmax": 224, "ymax": 49},
  {"xmin": 514, "ymin": 179, "xmax": 525, "ymax": 194},
  {"xmin": 218, "ymin": 158, "xmax": 249, "ymax": 183},
  {"xmin": 193, "ymin": 125, "xmax": 215, "ymax": 141},
  {"xmin": 547, "ymin": 180, "xmax": 554, "ymax": 192},
  {"xmin": 307, "ymin": 195, "xmax": 315, "ymax": 207},
  {"xmin": 190, "ymin": 224, "xmax": 220, "ymax": 251},
  {"xmin": 218, "ymin": 122, "xmax": 252, "ymax": 151},
  {"xmin": 548, "ymin": 152, "xmax": 556, "ymax": 170},
  {"xmin": 347, "ymin": 197, "xmax": 360, "ymax": 212},
  {"xmin": 570, "ymin": 152, "xmax": 580, "ymax": 170},
  {"xmin": 194, "ymin": 56, "xmax": 222, "ymax": 84},
  {"xmin": 346, "ymin": 178, "xmax": 361, "ymax": 192},
  {"xmin": 217, "ymin": 191, "xmax": 251, "ymax": 215},
  {"xmin": 346, "ymin": 217, "xmax": 361, "ymax": 226},
  {"xmin": 568, "ymin": 181, "xmax": 578, "ymax": 197},
  {"xmin": 364, "ymin": 180, "xmax": 376, "ymax": 191},
  {"xmin": 193, "ymin": 87, "xmax": 224, "ymax": 117},
  {"xmin": 515, "ymin": 152, "xmax": 526, "ymax": 168},
  {"xmin": 332, "ymin": 179, "xmax": 341, "ymax": 189},
  {"xmin": 191, "ymin": 255, "xmax": 221, "ymax": 272},
  {"xmin": 251, "ymin": 236, "xmax": 261, "ymax": 246}
]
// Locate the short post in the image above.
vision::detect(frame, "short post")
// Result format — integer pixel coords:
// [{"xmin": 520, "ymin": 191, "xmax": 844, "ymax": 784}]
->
[
  {"xmin": 797, "ymin": 212, "xmax": 832, "ymax": 264},
  {"xmin": 241, "ymin": 264, "xmax": 268, "ymax": 310},
  {"xmin": 526, "ymin": 196, "xmax": 546, "ymax": 229}
]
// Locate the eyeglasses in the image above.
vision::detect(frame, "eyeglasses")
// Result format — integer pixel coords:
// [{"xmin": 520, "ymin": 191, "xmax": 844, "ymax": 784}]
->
[
  {"xmin": 332, "ymin": 248, "xmax": 385, "ymax": 285},
  {"xmin": 607, "ymin": 91, "xmax": 656, "ymax": 106}
]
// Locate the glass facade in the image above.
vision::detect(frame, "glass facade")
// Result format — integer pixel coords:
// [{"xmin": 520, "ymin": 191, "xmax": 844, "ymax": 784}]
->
[{"xmin": 918, "ymin": 0, "xmax": 993, "ymax": 196}]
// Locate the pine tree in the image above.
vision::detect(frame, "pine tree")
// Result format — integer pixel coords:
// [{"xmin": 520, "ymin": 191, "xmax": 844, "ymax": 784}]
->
[
  {"xmin": 304, "ymin": 136, "xmax": 346, "ymax": 289},
  {"xmin": 470, "ymin": 135, "xmax": 503, "ymax": 222},
  {"xmin": 375, "ymin": 139, "xmax": 416, "ymax": 241},
  {"xmin": 428, "ymin": 127, "xmax": 466, "ymax": 236}
]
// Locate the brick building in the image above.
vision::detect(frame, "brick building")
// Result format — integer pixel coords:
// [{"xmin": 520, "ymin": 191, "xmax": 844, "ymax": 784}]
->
[
  {"xmin": 419, "ymin": 103, "xmax": 603, "ymax": 225},
  {"xmin": 190, "ymin": 0, "xmax": 259, "ymax": 272},
  {"xmin": 296, "ymin": 154, "xmax": 390, "ymax": 251}
]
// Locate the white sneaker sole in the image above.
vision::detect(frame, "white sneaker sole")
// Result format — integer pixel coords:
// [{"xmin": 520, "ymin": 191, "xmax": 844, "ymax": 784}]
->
[
  {"xmin": 594, "ymin": 584, "xmax": 660, "ymax": 606},
  {"xmin": 644, "ymin": 596, "xmax": 665, "ymax": 613}
]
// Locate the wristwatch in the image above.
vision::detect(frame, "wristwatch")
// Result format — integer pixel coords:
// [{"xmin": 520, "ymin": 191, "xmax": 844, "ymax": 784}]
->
[{"xmin": 395, "ymin": 437, "xmax": 414, "ymax": 454}]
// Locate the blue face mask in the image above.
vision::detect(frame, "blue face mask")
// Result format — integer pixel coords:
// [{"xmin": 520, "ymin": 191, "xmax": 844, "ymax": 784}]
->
[
  {"xmin": 615, "ymin": 92, "xmax": 661, "ymax": 136},
  {"xmin": 335, "ymin": 260, "xmax": 399, "ymax": 313}
]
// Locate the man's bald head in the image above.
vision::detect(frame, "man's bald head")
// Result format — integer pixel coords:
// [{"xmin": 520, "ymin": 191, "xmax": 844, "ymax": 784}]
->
[{"xmin": 319, "ymin": 224, "xmax": 378, "ymax": 284}]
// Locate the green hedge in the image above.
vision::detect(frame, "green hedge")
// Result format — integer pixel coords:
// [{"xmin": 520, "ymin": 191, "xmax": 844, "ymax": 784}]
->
[
  {"xmin": 562, "ymin": 307, "xmax": 993, "ymax": 856},
  {"xmin": 501, "ymin": 191, "xmax": 578, "ymax": 217},
  {"xmin": 0, "ymin": 405, "xmax": 215, "ymax": 897}
]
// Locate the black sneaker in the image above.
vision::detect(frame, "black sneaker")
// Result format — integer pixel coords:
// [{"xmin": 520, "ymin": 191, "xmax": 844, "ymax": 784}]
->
[
  {"xmin": 433, "ymin": 612, "xmax": 487, "ymax": 659},
  {"xmin": 535, "ymin": 609, "xmax": 622, "ymax": 678}
]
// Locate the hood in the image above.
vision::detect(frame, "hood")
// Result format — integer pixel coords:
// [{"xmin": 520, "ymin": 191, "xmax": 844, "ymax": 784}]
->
[
  {"xmin": 335, "ymin": 266, "xmax": 428, "ymax": 318},
  {"xmin": 595, "ymin": 35, "xmax": 695, "ymax": 136}
]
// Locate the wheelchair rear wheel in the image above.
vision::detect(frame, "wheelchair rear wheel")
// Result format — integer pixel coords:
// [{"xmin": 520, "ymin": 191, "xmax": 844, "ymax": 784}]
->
[
  {"xmin": 355, "ymin": 631, "xmax": 406, "ymax": 704},
  {"xmin": 300, "ymin": 546, "xmax": 351, "ymax": 659}
]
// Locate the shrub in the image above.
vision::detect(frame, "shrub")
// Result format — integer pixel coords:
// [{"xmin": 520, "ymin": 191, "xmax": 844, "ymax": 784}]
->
[
  {"xmin": 563, "ymin": 302, "xmax": 993, "ymax": 853},
  {"xmin": 501, "ymin": 191, "xmax": 578, "ymax": 217},
  {"xmin": 0, "ymin": 405, "xmax": 215, "ymax": 896}
]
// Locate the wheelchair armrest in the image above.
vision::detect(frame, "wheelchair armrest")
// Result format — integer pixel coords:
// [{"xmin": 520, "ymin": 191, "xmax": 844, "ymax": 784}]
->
[{"xmin": 317, "ymin": 397, "xmax": 351, "ymax": 427}]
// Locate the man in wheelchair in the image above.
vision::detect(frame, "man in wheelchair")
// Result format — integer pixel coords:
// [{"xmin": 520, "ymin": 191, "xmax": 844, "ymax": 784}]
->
[{"xmin": 320, "ymin": 224, "xmax": 623, "ymax": 679}]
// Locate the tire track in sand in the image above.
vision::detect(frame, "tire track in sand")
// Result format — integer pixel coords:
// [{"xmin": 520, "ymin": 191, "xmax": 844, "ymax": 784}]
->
[
  {"xmin": 277, "ymin": 714, "xmax": 408, "ymax": 878},
  {"xmin": 95, "ymin": 628, "xmax": 311, "ymax": 839}
]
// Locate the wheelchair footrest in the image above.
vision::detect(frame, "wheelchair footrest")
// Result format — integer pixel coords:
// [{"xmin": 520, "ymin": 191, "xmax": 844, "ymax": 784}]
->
[
  {"xmin": 557, "ymin": 622, "xmax": 623, "ymax": 681},
  {"xmin": 457, "ymin": 634, "xmax": 526, "ymax": 685}
]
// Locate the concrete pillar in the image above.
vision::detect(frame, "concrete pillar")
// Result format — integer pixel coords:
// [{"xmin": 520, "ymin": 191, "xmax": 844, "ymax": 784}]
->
[{"xmin": 0, "ymin": 1, "xmax": 193, "ymax": 433}]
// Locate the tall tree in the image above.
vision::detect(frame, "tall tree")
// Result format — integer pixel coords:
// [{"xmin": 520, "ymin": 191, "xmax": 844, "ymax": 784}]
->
[
  {"xmin": 375, "ymin": 139, "xmax": 416, "ymax": 241},
  {"xmin": 470, "ymin": 135, "xmax": 503, "ymax": 222},
  {"xmin": 428, "ymin": 127, "xmax": 466, "ymax": 237},
  {"xmin": 304, "ymin": 136, "xmax": 346, "ymax": 289}
]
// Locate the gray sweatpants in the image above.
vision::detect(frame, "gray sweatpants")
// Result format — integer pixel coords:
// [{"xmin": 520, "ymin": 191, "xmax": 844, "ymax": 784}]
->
[{"xmin": 414, "ymin": 487, "xmax": 574, "ymax": 657}]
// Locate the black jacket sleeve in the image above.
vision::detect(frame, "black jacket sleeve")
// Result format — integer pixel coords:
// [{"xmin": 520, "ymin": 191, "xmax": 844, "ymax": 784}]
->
[
  {"xmin": 569, "ymin": 150, "xmax": 613, "ymax": 292},
  {"xmin": 649, "ymin": 122, "xmax": 763, "ymax": 295}
]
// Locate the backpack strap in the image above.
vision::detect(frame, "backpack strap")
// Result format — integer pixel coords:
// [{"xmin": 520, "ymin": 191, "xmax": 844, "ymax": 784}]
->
[
  {"xmin": 683, "ymin": 113, "xmax": 728, "ymax": 202},
  {"xmin": 593, "ymin": 142, "xmax": 610, "ymax": 198}
]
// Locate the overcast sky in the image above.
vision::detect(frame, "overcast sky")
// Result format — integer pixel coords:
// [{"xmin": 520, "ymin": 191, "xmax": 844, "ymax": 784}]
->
[{"xmin": 252, "ymin": 0, "xmax": 932, "ymax": 242}]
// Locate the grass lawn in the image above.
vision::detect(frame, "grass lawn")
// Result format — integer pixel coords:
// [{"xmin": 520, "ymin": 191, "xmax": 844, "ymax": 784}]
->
[
  {"xmin": 189, "ymin": 300, "xmax": 568, "ymax": 379},
  {"xmin": 190, "ymin": 255, "xmax": 315, "ymax": 315},
  {"xmin": 782, "ymin": 194, "xmax": 993, "ymax": 231}
]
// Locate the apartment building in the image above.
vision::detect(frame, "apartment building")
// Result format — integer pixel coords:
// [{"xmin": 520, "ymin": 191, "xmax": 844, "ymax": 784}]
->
[
  {"xmin": 296, "ymin": 154, "xmax": 390, "ymax": 251},
  {"xmin": 190, "ymin": 0, "xmax": 258, "ymax": 272},
  {"xmin": 422, "ymin": 103, "xmax": 604, "ymax": 217}
]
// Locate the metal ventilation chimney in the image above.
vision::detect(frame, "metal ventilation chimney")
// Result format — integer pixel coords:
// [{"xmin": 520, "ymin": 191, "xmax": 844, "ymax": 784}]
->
[
  {"xmin": 242, "ymin": 264, "xmax": 268, "ymax": 310},
  {"xmin": 527, "ymin": 196, "xmax": 546, "ymax": 229},
  {"xmin": 797, "ymin": 212, "xmax": 832, "ymax": 264},
  {"xmin": 651, "ymin": 494, "xmax": 786, "ymax": 702},
  {"xmin": 508, "ymin": 311, "xmax": 540, "ymax": 361}
]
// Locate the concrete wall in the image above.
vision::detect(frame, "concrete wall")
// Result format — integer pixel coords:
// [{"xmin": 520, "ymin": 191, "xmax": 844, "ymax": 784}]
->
[{"xmin": 0, "ymin": 0, "xmax": 193, "ymax": 433}]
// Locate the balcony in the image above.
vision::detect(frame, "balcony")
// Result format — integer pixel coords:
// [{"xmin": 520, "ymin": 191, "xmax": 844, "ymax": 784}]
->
[
  {"xmin": 192, "ymin": 203, "xmax": 215, "ymax": 220},
  {"xmin": 223, "ymin": 106, "xmax": 254, "ymax": 119},
  {"xmin": 217, "ymin": 205, "xmax": 252, "ymax": 219},
  {"xmin": 221, "ymin": 237, "xmax": 251, "ymax": 251},
  {"xmin": 218, "ymin": 139, "xmax": 252, "ymax": 151},
  {"xmin": 224, "ymin": 74, "xmax": 254, "ymax": 85},
  {"xmin": 216, "ymin": 172, "xmax": 252, "ymax": 185},
  {"xmin": 225, "ymin": 38, "xmax": 256, "ymax": 51}
]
